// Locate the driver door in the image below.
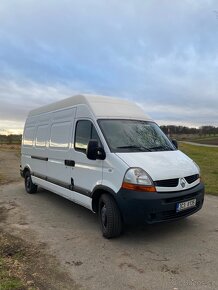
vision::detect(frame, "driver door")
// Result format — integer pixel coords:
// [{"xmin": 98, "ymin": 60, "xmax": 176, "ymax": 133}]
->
[{"xmin": 70, "ymin": 119, "xmax": 103, "ymax": 196}]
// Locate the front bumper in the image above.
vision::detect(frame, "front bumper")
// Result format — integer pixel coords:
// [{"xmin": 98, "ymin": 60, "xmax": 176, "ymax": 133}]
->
[{"xmin": 116, "ymin": 182, "xmax": 205, "ymax": 224}]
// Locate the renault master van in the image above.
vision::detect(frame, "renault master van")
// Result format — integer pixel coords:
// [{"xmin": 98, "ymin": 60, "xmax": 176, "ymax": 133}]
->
[{"xmin": 20, "ymin": 95, "xmax": 204, "ymax": 238}]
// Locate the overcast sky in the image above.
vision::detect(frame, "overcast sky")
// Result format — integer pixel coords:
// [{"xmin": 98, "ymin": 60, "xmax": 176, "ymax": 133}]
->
[{"xmin": 0, "ymin": 0, "xmax": 218, "ymax": 133}]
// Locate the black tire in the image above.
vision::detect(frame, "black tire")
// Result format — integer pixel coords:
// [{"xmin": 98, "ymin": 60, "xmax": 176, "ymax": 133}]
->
[
  {"xmin": 25, "ymin": 171, "xmax": 38, "ymax": 194},
  {"xmin": 98, "ymin": 194, "xmax": 123, "ymax": 238}
]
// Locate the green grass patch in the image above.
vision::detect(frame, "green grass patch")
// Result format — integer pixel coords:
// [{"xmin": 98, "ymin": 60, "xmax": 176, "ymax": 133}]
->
[
  {"xmin": 0, "ymin": 260, "xmax": 23, "ymax": 290},
  {"xmin": 0, "ymin": 236, "xmax": 25, "ymax": 290},
  {"xmin": 0, "ymin": 230, "xmax": 75, "ymax": 290},
  {"xmin": 0, "ymin": 232, "xmax": 37, "ymax": 290},
  {"xmin": 0, "ymin": 258, "xmax": 24, "ymax": 290},
  {"xmin": 180, "ymin": 143, "xmax": 218, "ymax": 195}
]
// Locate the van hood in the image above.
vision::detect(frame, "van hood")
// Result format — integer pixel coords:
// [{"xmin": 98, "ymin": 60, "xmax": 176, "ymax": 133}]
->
[{"xmin": 115, "ymin": 150, "xmax": 199, "ymax": 181}]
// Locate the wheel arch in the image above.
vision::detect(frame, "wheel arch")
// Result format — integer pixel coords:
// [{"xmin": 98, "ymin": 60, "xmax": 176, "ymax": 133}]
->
[
  {"xmin": 91, "ymin": 185, "xmax": 118, "ymax": 213},
  {"xmin": 23, "ymin": 166, "xmax": 31, "ymax": 177}
]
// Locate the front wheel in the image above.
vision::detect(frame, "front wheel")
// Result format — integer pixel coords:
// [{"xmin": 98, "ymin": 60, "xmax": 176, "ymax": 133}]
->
[
  {"xmin": 25, "ymin": 171, "xmax": 38, "ymax": 194},
  {"xmin": 98, "ymin": 194, "xmax": 123, "ymax": 238}
]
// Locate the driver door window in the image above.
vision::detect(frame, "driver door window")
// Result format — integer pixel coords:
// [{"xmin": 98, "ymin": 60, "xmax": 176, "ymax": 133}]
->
[{"xmin": 74, "ymin": 120, "xmax": 100, "ymax": 152}]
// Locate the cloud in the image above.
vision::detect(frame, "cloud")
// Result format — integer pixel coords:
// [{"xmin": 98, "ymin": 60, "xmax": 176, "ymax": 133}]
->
[
  {"xmin": 0, "ymin": 78, "xmax": 93, "ymax": 121},
  {"xmin": 0, "ymin": 120, "xmax": 24, "ymax": 135},
  {"xmin": 0, "ymin": 0, "xmax": 218, "ymax": 131}
]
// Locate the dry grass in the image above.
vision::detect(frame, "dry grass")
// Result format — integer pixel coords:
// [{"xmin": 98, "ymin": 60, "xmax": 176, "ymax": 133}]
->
[
  {"xmin": 0, "ymin": 228, "xmax": 79, "ymax": 290},
  {"xmin": 0, "ymin": 144, "xmax": 21, "ymax": 151},
  {"xmin": 0, "ymin": 173, "xmax": 6, "ymax": 185},
  {"xmin": 0, "ymin": 230, "xmax": 37, "ymax": 290}
]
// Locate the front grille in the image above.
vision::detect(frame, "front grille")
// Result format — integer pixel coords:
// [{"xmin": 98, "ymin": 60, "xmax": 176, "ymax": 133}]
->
[
  {"xmin": 185, "ymin": 174, "xmax": 199, "ymax": 184},
  {"xmin": 155, "ymin": 174, "xmax": 199, "ymax": 188},
  {"xmin": 154, "ymin": 178, "xmax": 179, "ymax": 187}
]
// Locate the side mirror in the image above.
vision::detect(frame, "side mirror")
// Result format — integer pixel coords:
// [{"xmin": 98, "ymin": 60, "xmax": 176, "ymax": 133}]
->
[
  {"xmin": 86, "ymin": 140, "xmax": 106, "ymax": 160},
  {"xmin": 171, "ymin": 139, "xmax": 178, "ymax": 149}
]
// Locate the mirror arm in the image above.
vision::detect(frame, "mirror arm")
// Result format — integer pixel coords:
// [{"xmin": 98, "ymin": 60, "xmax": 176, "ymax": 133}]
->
[
  {"xmin": 97, "ymin": 147, "xmax": 106, "ymax": 160},
  {"xmin": 171, "ymin": 139, "xmax": 178, "ymax": 149}
]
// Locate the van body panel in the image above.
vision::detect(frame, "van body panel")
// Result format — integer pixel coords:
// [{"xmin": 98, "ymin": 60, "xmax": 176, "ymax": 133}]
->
[
  {"xmin": 70, "ymin": 152, "xmax": 103, "ymax": 193},
  {"xmin": 32, "ymin": 176, "xmax": 92, "ymax": 210},
  {"xmin": 75, "ymin": 104, "xmax": 95, "ymax": 120},
  {"xmin": 71, "ymin": 112, "xmax": 105, "ymax": 193},
  {"xmin": 116, "ymin": 150, "xmax": 199, "ymax": 191},
  {"xmin": 46, "ymin": 108, "xmax": 76, "ymax": 185},
  {"xmin": 102, "ymin": 153, "xmax": 129, "ymax": 193},
  {"xmin": 29, "ymin": 94, "xmax": 151, "ymax": 121}
]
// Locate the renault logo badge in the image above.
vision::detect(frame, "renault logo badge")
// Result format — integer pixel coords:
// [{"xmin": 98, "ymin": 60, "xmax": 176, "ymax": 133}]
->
[{"xmin": 180, "ymin": 178, "xmax": 186, "ymax": 188}]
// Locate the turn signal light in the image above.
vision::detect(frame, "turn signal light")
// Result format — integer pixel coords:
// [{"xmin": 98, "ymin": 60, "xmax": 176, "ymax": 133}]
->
[{"xmin": 122, "ymin": 182, "xmax": 156, "ymax": 192}]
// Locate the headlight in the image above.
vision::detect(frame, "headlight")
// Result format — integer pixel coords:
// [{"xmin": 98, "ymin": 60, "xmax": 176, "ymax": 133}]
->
[{"xmin": 122, "ymin": 168, "xmax": 156, "ymax": 192}]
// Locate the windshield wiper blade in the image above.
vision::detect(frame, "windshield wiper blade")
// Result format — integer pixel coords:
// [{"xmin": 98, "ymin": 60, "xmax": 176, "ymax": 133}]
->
[
  {"xmin": 149, "ymin": 145, "xmax": 173, "ymax": 151},
  {"xmin": 116, "ymin": 145, "xmax": 152, "ymax": 152}
]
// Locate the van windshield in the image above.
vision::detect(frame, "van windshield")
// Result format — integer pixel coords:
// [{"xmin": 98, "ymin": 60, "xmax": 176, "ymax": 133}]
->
[{"xmin": 98, "ymin": 119, "xmax": 175, "ymax": 153}]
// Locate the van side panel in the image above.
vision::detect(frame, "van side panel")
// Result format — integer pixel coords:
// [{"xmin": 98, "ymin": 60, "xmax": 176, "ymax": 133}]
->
[
  {"xmin": 32, "ymin": 176, "xmax": 92, "ymax": 210},
  {"xmin": 102, "ymin": 153, "xmax": 128, "ymax": 193},
  {"xmin": 22, "ymin": 102, "xmax": 129, "ymax": 212},
  {"xmin": 33, "ymin": 123, "xmax": 49, "ymax": 177},
  {"xmin": 69, "ymin": 105, "xmax": 104, "ymax": 194},
  {"xmin": 46, "ymin": 107, "xmax": 76, "ymax": 186},
  {"xmin": 22, "ymin": 113, "xmax": 50, "ymax": 177},
  {"xmin": 22, "ymin": 106, "xmax": 94, "ymax": 211}
]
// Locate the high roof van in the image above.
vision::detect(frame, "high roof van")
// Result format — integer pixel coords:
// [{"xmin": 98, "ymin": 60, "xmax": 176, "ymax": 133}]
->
[{"xmin": 20, "ymin": 95, "xmax": 204, "ymax": 238}]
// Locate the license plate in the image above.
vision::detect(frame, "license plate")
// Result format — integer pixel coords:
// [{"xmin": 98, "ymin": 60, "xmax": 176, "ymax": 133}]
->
[{"xmin": 176, "ymin": 199, "xmax": 196, "ymax": 212}]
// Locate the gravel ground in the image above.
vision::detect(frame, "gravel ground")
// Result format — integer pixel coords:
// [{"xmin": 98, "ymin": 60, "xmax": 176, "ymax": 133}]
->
[{"xmin": 0, "ymin": 148, "xmax": 218, "ymax": 290}]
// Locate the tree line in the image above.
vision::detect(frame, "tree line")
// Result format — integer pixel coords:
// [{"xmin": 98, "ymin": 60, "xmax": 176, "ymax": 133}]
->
[
  {"xmin": 160, "ymin": 125, "xmax": 218, "ymax": 136},
  {"xmin": 0, "ymin": 134, "xmax": 22, "ymax": 144}
]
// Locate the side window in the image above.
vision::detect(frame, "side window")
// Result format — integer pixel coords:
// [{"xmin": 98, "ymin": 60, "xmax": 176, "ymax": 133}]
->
[
  {"xmin": 50, "ymin": 122, "xmax": 71, "ymax": 150},
  {"xmin": 36, "ymin": 125, "xmax": 48, "ymax": 148},
  {"xmin": 23, "ymin": 126, "xmax": 35, "ymax": 147},
  {"xmin": 75, "ymin": 120, "xmax": 100, "ymax": 152}
]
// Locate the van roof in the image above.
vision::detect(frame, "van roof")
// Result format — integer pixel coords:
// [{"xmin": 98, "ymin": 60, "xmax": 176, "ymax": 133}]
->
[{"xmin": 28, "ymin": 94, "xmax": 151, "ymax": 121}]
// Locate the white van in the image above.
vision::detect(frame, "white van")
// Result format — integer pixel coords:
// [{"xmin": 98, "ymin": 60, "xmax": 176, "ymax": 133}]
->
[{"xmin": 21, "ymin": 94, "xmax": 204, "ymax": 238}]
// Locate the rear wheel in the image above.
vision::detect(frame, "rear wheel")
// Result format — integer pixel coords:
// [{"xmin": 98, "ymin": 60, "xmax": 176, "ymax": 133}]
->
[
  {"xmin": 25, "ymin": 171, "xmax": 38, "ymax": 194},
  {"xmin": 98, "ymin": 194, "xmax": 123, "ymax": 238}
]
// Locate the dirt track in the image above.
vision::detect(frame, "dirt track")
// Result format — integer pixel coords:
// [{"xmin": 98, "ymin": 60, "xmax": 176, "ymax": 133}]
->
[
  {"xmin": 181, "ymin": 141, "xmax": 218, "ymax": 148},
  {"xmin": 0, "ymin": 148, "xmax": 218, "ymax": 290}
]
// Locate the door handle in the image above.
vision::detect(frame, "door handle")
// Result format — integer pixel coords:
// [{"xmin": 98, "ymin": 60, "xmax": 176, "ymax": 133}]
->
[{"xmin": 65, "ymin": 160, "xmax": 75, "ymax": 167}]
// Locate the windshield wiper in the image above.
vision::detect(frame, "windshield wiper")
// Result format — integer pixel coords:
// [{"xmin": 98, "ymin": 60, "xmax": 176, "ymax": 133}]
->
[
  {"xmin": 116, "ymin": 145, "xmax": 152, "ymax": 152},
  {"xmin": 149, "ymin": 145, "xmax": 173, "ymax": 151}
]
